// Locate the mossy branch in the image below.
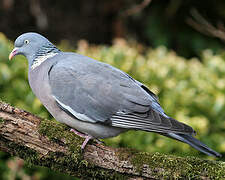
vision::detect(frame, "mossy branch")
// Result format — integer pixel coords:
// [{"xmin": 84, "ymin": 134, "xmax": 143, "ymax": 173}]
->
[{"xmin": 0, "ymin": 101, "xmax": 224, "ymax": 179}]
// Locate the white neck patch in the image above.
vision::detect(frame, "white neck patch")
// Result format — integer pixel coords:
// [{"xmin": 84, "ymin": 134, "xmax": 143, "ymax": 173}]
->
[{"xmin": 31, "ymin": 52, "xmax": 58, "ymax": 70}]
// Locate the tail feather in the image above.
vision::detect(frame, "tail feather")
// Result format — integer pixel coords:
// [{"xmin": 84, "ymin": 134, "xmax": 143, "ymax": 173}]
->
[{"xmin": 163, "ymin": 133, "xmax": 222, "ymax": 157}]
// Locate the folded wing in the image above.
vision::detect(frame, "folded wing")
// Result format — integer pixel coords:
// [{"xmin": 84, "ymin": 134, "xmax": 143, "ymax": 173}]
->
[{"xmin": 48, "ymin": 53, "xmax": 195, "ymax": 135}]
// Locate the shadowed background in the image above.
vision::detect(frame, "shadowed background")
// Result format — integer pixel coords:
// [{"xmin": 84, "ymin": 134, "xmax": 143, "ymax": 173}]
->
[{"xmin": 0, "ymin": 0, "xmax": 225, "ymax": 179}]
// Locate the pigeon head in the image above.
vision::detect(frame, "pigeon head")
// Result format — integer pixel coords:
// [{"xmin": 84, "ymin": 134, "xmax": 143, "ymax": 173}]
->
[{"xmin": 9, "ymin": 32, "xmax": 60, "ymax": 68}]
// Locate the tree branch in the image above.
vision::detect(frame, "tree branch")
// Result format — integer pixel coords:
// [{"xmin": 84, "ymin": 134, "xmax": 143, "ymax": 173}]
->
[
  {"xmin": 121, "ymin": 0, "xmax": 152, "ymax": 17},
  {"xmin": 0, "ymin": 101, "xmax": 224, "ymax": 179},
  {"xmin": 187, "ymin": 8, "xmax": 225, "ymax": 42}
]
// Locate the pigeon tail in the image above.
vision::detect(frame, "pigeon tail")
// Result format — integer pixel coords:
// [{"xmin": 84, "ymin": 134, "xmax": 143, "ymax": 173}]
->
[{"xmin": 163, "ymin": 133, "xmax": 222, "ymax": 157}]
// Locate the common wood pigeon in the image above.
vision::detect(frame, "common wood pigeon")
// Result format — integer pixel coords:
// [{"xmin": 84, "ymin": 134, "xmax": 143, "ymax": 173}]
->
[{"xmin": 9, "ymin": 32, "xmax": 221, "ymax": 157}]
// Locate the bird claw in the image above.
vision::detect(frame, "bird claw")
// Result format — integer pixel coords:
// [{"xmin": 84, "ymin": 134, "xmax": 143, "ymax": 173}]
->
[{"xmin": 94, "ymin": 138, "xmax": 105, "ymax": 145}]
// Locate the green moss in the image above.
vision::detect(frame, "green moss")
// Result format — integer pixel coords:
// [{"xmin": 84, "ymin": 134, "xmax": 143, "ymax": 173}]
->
[
  {"xmin": 116, "ymin": 147, "xmax": 139, "ymax": 161},
  {"xmin": 0, "ymin": 118, "xmax": 4, "ymax": 123},
  {"xmin": 43, "ymin": 151, "xmax": 131, "ymax": 179},
  {"xmin": 128, "ymin": 151, "xmax": 225, "ymax": 179},
  {"xmin": 38, "ymin": 119, "xmax": 225, "ymax": 179},
  {"xmin": 0, "ymin": 136, "xmax": 41, "ymax": 166},
  {"xmin": 38, "ymin": 119, "xmax": 132, "ymax": 179},
  {"xmin": 38, "ymin": 119, "xmax": 83, "ymax": 154},
  {"xmin": 1, "ymin": 133, "xmax": 128, "ymax": 179}
]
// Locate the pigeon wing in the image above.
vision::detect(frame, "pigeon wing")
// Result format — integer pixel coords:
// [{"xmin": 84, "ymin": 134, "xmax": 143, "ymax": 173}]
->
[{"xmin": 48, "ymin": 53, "xmax": 194, "ymax": 134}]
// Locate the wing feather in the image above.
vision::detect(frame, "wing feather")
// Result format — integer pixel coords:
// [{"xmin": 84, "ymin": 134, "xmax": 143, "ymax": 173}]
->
[
  {"xmin": 111, "ymin": 109, "xmax": 194, "ymax": 134},
  {"xmin": 48, "ymin": 53, "xmax": 195, "ymax": 135}
]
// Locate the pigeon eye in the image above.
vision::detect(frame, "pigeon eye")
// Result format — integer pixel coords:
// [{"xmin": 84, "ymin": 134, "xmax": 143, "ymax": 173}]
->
[{"xmin": 24, "ymin": 40, "xmax": 29, "ymax": 44}]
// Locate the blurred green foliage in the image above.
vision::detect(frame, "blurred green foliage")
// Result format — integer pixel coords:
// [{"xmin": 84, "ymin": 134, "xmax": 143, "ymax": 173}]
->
[{"xmin": 0, "ymin": 33, "xmax": 224, "ymax": 179}]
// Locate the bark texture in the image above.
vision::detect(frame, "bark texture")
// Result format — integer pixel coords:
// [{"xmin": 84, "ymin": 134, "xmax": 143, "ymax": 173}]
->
[{"xmin": 0, "ymin": 101, "xmax": 224, "ymax": 179}]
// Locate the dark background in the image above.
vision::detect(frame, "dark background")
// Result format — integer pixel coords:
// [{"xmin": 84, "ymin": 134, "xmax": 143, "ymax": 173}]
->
[{"xmin": 1, "ymin": 0, "xmax": 225, "ymax": 57}]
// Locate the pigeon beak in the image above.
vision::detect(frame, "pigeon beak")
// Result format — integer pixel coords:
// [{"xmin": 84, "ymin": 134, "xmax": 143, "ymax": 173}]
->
[{"xmin": 9, "ymin": 47, "xmax": 19, "ymax": 60}]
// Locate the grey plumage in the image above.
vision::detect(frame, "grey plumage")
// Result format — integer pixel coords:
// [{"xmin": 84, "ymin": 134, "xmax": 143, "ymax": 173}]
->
[{"xmin": 9, "ymin": 32, "xmax": 222, "ymax": 157}]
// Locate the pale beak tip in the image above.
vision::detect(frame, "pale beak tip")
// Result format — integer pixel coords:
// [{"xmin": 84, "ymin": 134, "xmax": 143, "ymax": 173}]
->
[
  {"xmin": 9, "ymin": 52, "xmax": 13, "ymax": 60},
  {"xmin": 9, "ymin": 48, "xmax": 18, "ymax": 60}
]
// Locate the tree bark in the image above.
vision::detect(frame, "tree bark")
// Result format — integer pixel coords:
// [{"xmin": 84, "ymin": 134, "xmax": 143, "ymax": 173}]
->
[{"xmin": 0, "ymin": 101, "xmax": 224, "ymax": 179}]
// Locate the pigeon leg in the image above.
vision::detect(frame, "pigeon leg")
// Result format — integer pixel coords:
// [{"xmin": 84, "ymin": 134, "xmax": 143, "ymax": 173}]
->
[
  {"xmin": 70, "ymin": 128, "xmax": 93, "ymax": 149},
  {"xmin": 81, "ymin": 135, "xmax": 93, "ymax": 149},
  {"xmin": 70, "ymin": 128, "xmax": 87, "ymax": 138}
]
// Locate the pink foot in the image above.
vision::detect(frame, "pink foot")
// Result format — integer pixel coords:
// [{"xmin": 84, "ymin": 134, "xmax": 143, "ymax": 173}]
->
[
  {"xmin": 70, "ymin": 128, "xmax": 93, "ymax": 149},
  {"xmin": 70, "ymin": 128, "xmax": 86, "ymax": 137},
  {"xmin": 81, "ymin": 135, "xmax": 92, "ymax": 149}
]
